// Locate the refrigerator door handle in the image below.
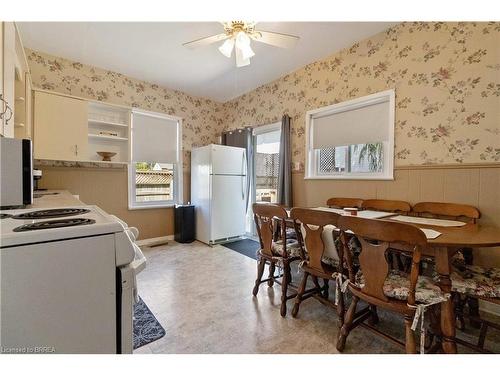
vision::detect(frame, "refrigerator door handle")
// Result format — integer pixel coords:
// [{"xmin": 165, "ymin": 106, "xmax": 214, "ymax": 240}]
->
[
  {"xmin": 241, "ymin": 150, "xmax": 246, "ymax": 176},
  {"xmin": 241, "ymin": 151, "xmax": 246, "ymax": 200},
  {"xmin": 241, "ymin": 175, "xmax": 245, "ymax": 200}
]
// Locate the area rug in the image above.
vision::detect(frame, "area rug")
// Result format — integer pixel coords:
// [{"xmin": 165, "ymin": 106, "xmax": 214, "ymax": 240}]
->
[
  {"xmin": 133, "ymin": 297, "xmax": 166, "ymax": 349},
  {"xmin": 222, "ymin": 239, "xmax": 260, "ymax": 260}
]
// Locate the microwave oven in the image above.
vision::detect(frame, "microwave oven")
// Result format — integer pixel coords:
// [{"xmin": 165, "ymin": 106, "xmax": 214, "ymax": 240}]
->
[{"xmin": 0, "ymin": 138, "xmax": 33, "ymax": 209}]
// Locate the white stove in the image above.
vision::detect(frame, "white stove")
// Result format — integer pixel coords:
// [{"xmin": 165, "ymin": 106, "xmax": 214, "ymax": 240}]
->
[{"xmin": 0, "ymin": 205, "xmax": 145, "ymax": 354}]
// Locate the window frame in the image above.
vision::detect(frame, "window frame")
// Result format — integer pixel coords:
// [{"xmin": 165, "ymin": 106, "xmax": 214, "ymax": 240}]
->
[
  {"xmin": 128, "ymin": 109, "xmax": 183, "ymax": 210},
  {"xmin": 305, "ymin": 89, "xmax": 395, "ymax": 180}
]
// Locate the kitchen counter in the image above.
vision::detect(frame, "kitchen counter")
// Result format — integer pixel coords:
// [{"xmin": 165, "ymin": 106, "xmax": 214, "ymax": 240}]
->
[{"xmin": 29, "ymin": 190, "xmax": 84, "ymax": 209}]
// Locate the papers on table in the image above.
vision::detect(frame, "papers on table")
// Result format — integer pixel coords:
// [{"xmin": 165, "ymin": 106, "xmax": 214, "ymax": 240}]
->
[
  {"xmin": 389, "ymin": 215, "xmax": 466, "ymax": 227},
  {"xmin": 420, "ymin": 228, "xmax": 442, "ymax": 239},
  {"xmin": 313, "ymin": 207, "xmax": 396, "ymax": 219}
]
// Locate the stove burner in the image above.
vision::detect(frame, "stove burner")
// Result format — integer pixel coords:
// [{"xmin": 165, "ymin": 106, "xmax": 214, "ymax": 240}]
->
[
  {"xmin": 12, "ymin": 208, "xmax": 90, "ymax": 220},
  {"xmin": 13, "ymin": 218, "xmax": 96, "ymax": 232},
  {"xmin": 0, "ymin": 213, "xmax": 13, "ymax": 219}
]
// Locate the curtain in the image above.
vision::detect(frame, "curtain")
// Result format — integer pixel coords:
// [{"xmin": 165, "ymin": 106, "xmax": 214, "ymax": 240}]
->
[
  {"xmin": 220, "ymin": 128, "xmax": 253, "ymax": 212},
  {"xmin": 277, "ymin": 115, "xmax": 292, "ymax": 207}
]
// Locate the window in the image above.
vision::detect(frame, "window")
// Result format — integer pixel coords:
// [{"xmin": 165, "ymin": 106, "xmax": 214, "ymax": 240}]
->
[
  {"xmin": 305, "ymin": 89, "xmax": 395, "ymax": 180},
  {"xmin": 128, "ymin": 110, "xmax": 182, "ymax": 209}
]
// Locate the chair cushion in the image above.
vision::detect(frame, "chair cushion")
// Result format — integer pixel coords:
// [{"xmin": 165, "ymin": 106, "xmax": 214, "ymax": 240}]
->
[
  {"xmin": 355, "ymin": 270, "xmax": 446, "ymax": 304},
  {"xmin": 286, "ymin": 228, "xmax": 298, "ymax": 240},
  {"xmin": 272, "ymin": 239, "xmax": 302, "ymax": 258},
  {"xmin": 321, "ymin": 255, "xmax": 340, "ymax": 268},
  {"xmin": 449, "ymin": 265, "xmax": 500, "ymax": 298}
]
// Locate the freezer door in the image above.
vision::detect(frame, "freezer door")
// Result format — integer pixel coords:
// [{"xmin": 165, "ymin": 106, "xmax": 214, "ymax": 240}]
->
[
  {"xmin": 211, "ymin": 145, "xmax": 246, "ymax": 176},
  {"xmin": 211, "ymin": 174, "xmax": 246, "ymax": 242}
]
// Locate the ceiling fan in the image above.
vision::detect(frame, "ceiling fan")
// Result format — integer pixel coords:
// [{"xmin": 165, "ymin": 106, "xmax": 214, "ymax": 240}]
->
[{"xmin": 183, "ymin": 21, "xmax": 300, "ymax": 67}]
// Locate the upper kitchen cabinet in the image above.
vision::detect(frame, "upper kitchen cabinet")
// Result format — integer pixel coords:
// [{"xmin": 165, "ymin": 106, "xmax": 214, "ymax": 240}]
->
[
  {"xmin": 33, "ymin": 91, "xmax": 89, "ymax": 161},
  {"xmin": 1, "ymin": 22, "xmax": 31, "ymax": 139}
]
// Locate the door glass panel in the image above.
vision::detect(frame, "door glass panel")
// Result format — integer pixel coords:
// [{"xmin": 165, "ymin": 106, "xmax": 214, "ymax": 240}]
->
[{"xmin": 255, "ymin": 129, "xmax": 280, "ymax": 203}]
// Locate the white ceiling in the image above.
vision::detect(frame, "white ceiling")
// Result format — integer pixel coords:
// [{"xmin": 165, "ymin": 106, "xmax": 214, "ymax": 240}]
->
[{"xmin": 18, "ymin": 22, "xmax": 396, "ymax": 102}]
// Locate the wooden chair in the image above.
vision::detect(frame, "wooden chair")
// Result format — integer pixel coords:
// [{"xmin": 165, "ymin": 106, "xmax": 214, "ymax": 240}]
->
[
  {"xmin": 412, "ymin": 202, "xmax": 480, "ymax": 223},
  {"xmin": 361, "ymin": 199, "xmax": 412, "ymax": 271},
  {"xmin": 336, "ymin": 216, "xmax": 444, "ymax": 354},
  {"xmin": 448, "ymin": 272, "xmax": 500, "ymax": 353},
  {"xmin": 412, "ymin": 202, "xmax": 481, "ymax": 330},
  {"xmin": 289, "ymin": 208, "xmax": 344, "ymax": 325},
  {"xmin": 361, "ymin": 199, "xmax": 411, "ymax": 214},
  {"xmin": 326, "ymin": 197, "xmax": 364, "ymax": 209},
  {"xmin": 252, "ymin": 203, "xmax": 302, "ymax": 317}
]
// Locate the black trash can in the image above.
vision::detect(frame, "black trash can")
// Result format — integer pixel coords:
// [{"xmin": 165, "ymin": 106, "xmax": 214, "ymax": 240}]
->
[{"xmin": 174, "ymin": 204, "xmax": 195, "ymax": 243}]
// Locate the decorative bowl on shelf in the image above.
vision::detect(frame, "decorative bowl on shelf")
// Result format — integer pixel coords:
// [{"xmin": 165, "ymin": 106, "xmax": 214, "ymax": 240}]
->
[{"xmin": 97, "ymin": 151, "xmax": 117, "ymax": 161}]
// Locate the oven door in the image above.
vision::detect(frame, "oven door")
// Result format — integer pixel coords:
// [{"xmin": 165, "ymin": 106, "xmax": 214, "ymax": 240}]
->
[{"xmin": 118, "ymin": 244, "xmax": 146, "ymax": 354}]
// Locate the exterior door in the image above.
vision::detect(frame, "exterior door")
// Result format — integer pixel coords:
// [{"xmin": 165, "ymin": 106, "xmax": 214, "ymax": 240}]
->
[
  {"xmin": 33, "ymin": 91, "xmax": 88, "ymax": 161},
  {"xmin": 246, "ymin": 124, "xmax": 281, "ymax": 235}
]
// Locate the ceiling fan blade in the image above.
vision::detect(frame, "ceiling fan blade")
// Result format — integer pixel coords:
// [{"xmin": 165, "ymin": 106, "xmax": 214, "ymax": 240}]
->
[
  {"xmin": 183, "ymin": 33, "xmax": 229, "ymax": 49},
  {"xmin": 250, "ymin": 30, "xmax": 299, "ymax": 49}
]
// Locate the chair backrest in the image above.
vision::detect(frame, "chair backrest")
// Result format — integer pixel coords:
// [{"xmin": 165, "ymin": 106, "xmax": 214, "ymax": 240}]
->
[
  {"xmin": 326, "ymin": 197, "xmax": 364, "ymax": 209},
  {"xmin": 412, "ymin": 202, "xmax": 480, "ymax": 223},
  {"xmin": 361, "ymin": 199, "xmax": 411, "ymax": 214},
  {"xmin": 253, "ymin": 203, "xmax": 288, "ymax": 257},
  {"xmin": 290, "ymin": 208, "xmax": 341, "ymax": 273},
  {"xmin": 337, "ymin": 216, "xmax": 427, "ymax": 305}
]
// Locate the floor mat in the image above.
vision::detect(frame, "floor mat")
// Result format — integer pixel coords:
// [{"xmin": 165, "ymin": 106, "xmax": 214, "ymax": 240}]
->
[
  {"xmin": 133, "ymin": 296, "xmax": 166, "ymax": 349},
  {"xmin": 221, "ymin": 239, "xmax": 260, "ymax": 260}
]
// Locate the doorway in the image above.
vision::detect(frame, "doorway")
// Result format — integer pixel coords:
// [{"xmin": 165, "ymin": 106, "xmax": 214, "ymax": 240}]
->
[{"xmin": 245, "ymin": 122, "xmax": 281, "ymax": 235}]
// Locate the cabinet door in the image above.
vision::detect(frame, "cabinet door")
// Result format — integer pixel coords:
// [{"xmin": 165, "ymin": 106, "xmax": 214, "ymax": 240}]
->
[{"xmin": 34, "ymin": 91, "xmax": 88, "ymax": 161}]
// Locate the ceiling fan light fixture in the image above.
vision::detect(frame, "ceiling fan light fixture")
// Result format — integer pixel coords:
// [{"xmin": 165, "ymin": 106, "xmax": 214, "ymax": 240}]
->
[
  {"xmin": 218, "ymin": 38, "xmax": 235, "ymax": 58},
  {"xmin": 235, "ymin": 47, "xmax": 251, "ymax": 68},
  {"xmin": 234, "ymin": 31, "xmax": 254, "ymax": 63},
  {"xmin": 183, "ymin": 21, "xmax": 299, "ymax": 68},
  {"xmin": 239, "ymin": 43, "xmax": 255, "ymax": 60}
]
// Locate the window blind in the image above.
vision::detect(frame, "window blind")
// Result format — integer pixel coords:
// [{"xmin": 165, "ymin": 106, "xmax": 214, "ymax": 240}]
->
[
  {"xmin": 312, "ymin": 97, "xmax": 390, "ymax": 149},
  {"xmin": 131, "ymin": 111, "xmax": 178, "ymax": 163}
]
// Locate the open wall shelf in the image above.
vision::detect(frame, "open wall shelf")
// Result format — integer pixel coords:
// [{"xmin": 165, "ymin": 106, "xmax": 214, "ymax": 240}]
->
[{"xmin": 87, "ymin": 102, "xmax": 131, "ymax": 163}]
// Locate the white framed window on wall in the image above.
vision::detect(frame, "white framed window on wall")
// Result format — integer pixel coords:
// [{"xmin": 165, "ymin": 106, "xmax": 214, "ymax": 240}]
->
[
  {"xmin": 305, "ymin": 89, "xmax": 395, "ymax": 180},
  {"xmin": 128, "ymin": 109, "xmax": 183, "ymax": 209}
]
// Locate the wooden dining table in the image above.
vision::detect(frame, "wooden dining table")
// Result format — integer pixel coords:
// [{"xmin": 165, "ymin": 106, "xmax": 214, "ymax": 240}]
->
[{"xmin": 286, "ymin": 207, "xmax": 500, "ymax": 354}]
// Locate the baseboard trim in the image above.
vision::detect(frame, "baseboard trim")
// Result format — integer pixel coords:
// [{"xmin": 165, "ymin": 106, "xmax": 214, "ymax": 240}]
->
[{"xmin": 136, "ymin": 235, "xmax": 174, "ymax": 247}]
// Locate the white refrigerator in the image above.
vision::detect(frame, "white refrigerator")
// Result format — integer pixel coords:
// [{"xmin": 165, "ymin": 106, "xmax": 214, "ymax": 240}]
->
[{"xmin": 191, "ymin": 144, "xmax": 247, "ymax": 245}]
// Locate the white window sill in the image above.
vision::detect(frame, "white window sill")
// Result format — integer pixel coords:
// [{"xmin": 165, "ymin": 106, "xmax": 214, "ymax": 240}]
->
[
  {"xmin": 304, "ymin": 175, "xmax": 394, "ymax": 181},
  {"xmin": 128, "ymin": 203, "xmax": 176, "ymax": 210}
]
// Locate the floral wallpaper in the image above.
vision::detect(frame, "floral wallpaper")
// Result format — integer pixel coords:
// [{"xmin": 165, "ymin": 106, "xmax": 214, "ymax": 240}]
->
[
  {"xmin": 26, "ymin": 48, "xmax": 224, "ymax": 171},
  {"xmin": 221, "ymin": 22, "xmax": 500, "ymax": 168},
  {"xmin": 27, "ymin": 22, "xmax": 500, "ymax": 171}
]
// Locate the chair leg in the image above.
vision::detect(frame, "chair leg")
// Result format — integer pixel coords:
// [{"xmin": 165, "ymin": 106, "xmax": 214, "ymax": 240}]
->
[
  {"xmin": 468, "ymin": 297, "xmax": 481, "ymax": 329},
  {"xmin": 454, "ymin": 293, "xmax": 466, "ymax": 330},
  {"xmin": 337, "ymin": 286, "xmax": 345, "ymax": 328},
  {"xmin": 253, "ymin": 258, "xmax": 266, "ymax": 296},
  {"xmin": 368, "ymin": 305, "xmax": 379, "ymax": 325},
  {"xmin": 280, "ymin": 262, "xmax": 290, "ymax": 317},
  {"xmin": 323, "ymin": 279, "xmax": 330, "ymax": 299},
  {"xmin": 292, "ymin": 272, "xmax": 309, "ymax": 318},
  {"xmin": 477, "ymin": 321, "xmax": 489, "ymax": 349},
  {"xmin": 311, "ymin": 276, "xmax": 321, "ymax": 292},
  {"xmin": 267, "ymin": 262, "xmax": 276, "ymax": 287},
  {"xmin": 404, "ymin": 315, "xmax": 417, "ymax": 354},
  {"xmin": 426, "ymin": 305, "xmax": 441, "ymax": 351},
  {"xmin": 336, "ymin": 295, "xmax": 359, "ymax": 352}
]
